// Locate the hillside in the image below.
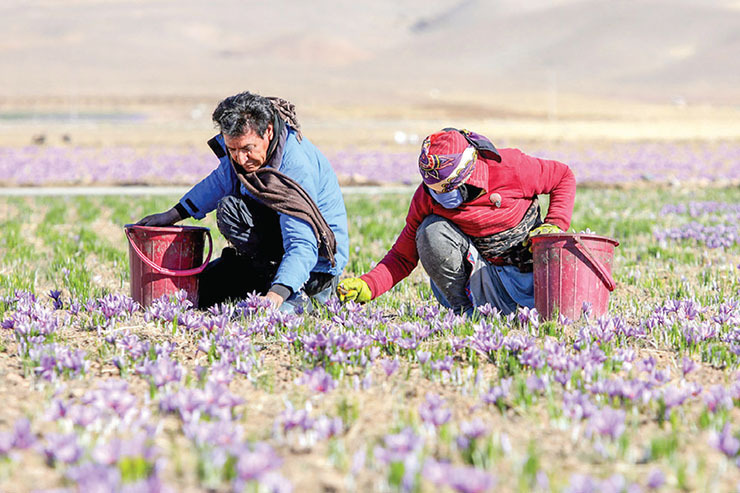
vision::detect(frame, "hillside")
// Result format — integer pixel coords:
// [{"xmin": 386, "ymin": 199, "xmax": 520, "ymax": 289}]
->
[{"xmin": 1, "ymin": 0, "xmax": 738, "ymax": 105}]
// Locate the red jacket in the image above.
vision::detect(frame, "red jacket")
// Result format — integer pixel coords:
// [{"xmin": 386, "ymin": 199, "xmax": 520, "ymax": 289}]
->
[{"xmin": 361, "ymin": 148, "xmax": 576, "ymax": 299}]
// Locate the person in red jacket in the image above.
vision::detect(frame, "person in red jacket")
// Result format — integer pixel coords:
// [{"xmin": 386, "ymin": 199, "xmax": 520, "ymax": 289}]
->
[{"xmin": 337, "ymin": 128, "xmax": 576, "ymax": 316}]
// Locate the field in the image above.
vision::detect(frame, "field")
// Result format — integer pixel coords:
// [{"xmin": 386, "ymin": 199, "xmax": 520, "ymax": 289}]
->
[
  {"xmin": 3, "ymin": 0, "xmax": 740, "ymax": 490},
  {"xmin": 1, "ymin": 165, "xmax": 740, "ymax": 492}
]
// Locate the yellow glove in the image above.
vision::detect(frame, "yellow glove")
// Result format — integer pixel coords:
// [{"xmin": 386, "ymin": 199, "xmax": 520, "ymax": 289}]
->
[
  {"xmin": 523, "ymin": 223, "xmax": 562, "ymax": 250},
  {"xmin": 337, "ymin": 278, "xmax": 372, "ymax": 303}
]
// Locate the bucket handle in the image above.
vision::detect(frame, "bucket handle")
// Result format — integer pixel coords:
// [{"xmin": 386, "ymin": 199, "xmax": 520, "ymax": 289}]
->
[
  {"xmin": 125, "ymin": 228, "xmax": 213, "ymax": 277},
  {"xmin": 573, "ymin": 235, "xmax": 617, "ymax": 292}
]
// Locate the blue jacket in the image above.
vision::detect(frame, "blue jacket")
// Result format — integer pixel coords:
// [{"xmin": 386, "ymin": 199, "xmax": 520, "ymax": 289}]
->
[{"xmin": 178, "ymin": 128, "xmax": 349, "ymax": 294}]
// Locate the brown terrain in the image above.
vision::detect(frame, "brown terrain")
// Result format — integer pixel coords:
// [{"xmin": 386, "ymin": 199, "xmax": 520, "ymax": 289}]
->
[{"xmin": 0, "ymin": 0, "xmax": 739, "ymax": 151}]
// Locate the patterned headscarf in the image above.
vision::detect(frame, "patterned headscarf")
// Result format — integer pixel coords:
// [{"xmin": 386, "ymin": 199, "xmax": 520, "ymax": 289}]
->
[{"xmin": 418, "ymin": 130, "xmax": 478, "ymax": 193}]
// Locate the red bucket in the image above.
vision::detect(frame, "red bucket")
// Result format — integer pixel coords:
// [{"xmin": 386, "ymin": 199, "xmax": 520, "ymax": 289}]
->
[
  {"xmin": 531, "ymin": 233, "xmax": 619, "ymax": 321},
  {"xmin": 124, "ymin": 224, "xmax": 213, "ymax": 308}
]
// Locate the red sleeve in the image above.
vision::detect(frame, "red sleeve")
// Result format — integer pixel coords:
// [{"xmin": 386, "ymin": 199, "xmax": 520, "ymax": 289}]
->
[
  {"xmin": 515, "ymin": 150, "xmax": 576, "ymax": 230},
  {"xmin": 360, "ymin": 186, "xmax": 431, "ymax": 299}
]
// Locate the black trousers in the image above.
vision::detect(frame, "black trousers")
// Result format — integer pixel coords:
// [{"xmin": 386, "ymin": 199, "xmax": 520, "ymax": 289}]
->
[{"xmin": 198, "ymin": 195, "xmax": 335, "ymax": 309}]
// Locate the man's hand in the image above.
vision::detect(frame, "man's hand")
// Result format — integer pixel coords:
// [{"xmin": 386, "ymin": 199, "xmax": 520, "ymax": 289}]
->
[
  {"xmin": 137, "ymin": 208, "xmax": 182, "ymax": 227},
  {"xmin": 337, "ymin": 278, "xmax": 372, "ymax": 303},
  {"xmin": 523, "ymin": 223, "xmax": 563, "ymax": 250},
  {"xmin": 262, "ymin": 291, "xmax": 284, "ymax": 309}
]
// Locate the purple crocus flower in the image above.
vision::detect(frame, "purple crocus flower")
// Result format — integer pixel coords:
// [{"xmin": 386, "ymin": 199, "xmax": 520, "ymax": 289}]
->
[
  {"xmin": 599, "ymin": 474, "xmax": 629, "ymax": 493},
  {"xmin": 526, "ymin": 374, "xmax": 547, "ymax": 394},
  {"xmin": 422, "ymin": 459, "xmax": 496, "ymax": 493},
  {"xmin": 416, "ymin": 351, "xmax": 431, "ymax": 364},
  {"xmin": 0, "ymin": 431, "xmax": 13, "ymax": 455},
  {"xmin": 503, "ymin": 333, "xmax": 533, "ymax": 353},
  {"xmin": 421, "ymin": 458, "xmax": 449, "ymax": 486},
  {"xmin": 563, "ymin": 391, "xmax": 597, "ymax": 420},
  {"xmin": 34, "ymin": 353, "xmax": 57, "ymax": 381},
  {"xmin": 83, "ymin": 379, "xmax": 138, "ymax": 418},
  {"xmin": 519, "ymin": 346, "xmax": 545, "ymax": 369},
  {"xmin": 256, "ymin": 472, "xmax": 293, "ymax": 493},
  {"xmin": 456, "ymin": 418, "xmax": 490, "ymax": 450},
  {"xmin": 710, "ymin": 424, "xmax": 740, "ymax": 457},
  {"xmin": 234, "ymin": 442, "xmax": 283, "ymax": 481},
  {"xmin": 517, "ymin": 306, "xmax": 540, "ymax": 329},
  {"xmin": 481, "ymin": 378, "xmax": 512, "ymax": 407},
  {"xmin": 297, "ymin": 367, "xmax": 337, "ymax": 393},
  {"xmin": 277, "ymin": 405, "xmax": 314, "ymax": 433},
  {"xmin": 42, "ymin": 432, "xmax": 82, "ymax": 465},
  {"xmin": 448, "ymin": 336, "xmax": 468, "ymax": 352},
  {"xmin": 448, "ymin": 466, "xmax": 496, "ymax": 493},
  {"xmin": 313, "ymin": 415, "xmax": 344, "ymax": 440},
  {"xmin": 558, "ymin": 313, "xmax": 572, "ymax": 326},
  {"xmin": 380, "ymin": 358, "xmax": 400, "ymax": 377},
  {"xmin": 207, "ymin": 360, "xmax": 234, "ymax": 386},
  {"xmin": 564, "ymin": 474, "xmax": 599, "ymax": 493},
  {"xmin": 636, "ymin": 356, "xmax": 656, "ymax": 374},
  {"xmin": 430, "ymin": 356, "xmax": 454, "ymax": 373},
  {"xmin": 586, "ymin": 407, "xmax": 626, "ymax": 440},
  {"xmin": 418, "ymin": 393, "xmax": 451, "ymax": 427},
  {"xmin": 646, "ymin": 468, "xmax": 665, "ymax": 489},
  {"xmin": 11, "ymin": 418, "xmax": 36, "ymax": 449},
  {"xmin": 476, "ymin": 303, "xmax": 501, "ymax": 318},
  {"xmin": 704, "ymin": 385, "xmax": 733, "ymax": 413},
  {"xmin": 659, "ymin": 385, "xmax": 689, "ymax": 418},
  {"xmin": 368, "ymin": 346, "xmax": 381, "ymax": 362},
  {"xmin": 92, "ymin": 433, "xmax": 156, "ymax": 466},
  {"xmin": 136, "ymin": 355, "xmax": 184, "ymax": 388},
  {"xmin": 48, "ymin": 290, "xmax": 63, "ymax": 310},
  {"xmin": 68, "ymin": 404, "xmax": 101, "ymax": 428},
  {"xmin": 117, "ymin": 333, "xmax": 151, "ymax": 360},
  {"xmin": 183, "ymin": 419, "xmax": 244, "ymax": 448},
  {"xmin": 374, "ymin": 427, "xmax": 424, "ymax": 464},
  {"xmin": 582, "ymin": 302, "xmax": 593, "ymax": 320},
  {"xmin": 66, "ymin": 463, "xmax": 121, "ymax": 491},
  {"xmin": 468, "ymin": 327, "xmax": 504, "ymax": 356}
]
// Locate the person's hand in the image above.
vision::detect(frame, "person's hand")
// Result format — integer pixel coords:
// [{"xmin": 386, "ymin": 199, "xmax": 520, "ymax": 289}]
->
[
  {"xmin": 523, "ymin": 223, "xmax": 562, "ymax": 250},
  {"xmin": 262, "ymin": 291, "xmax": 284, "ymax": 309},
  {"xmin": 137, "ymin": 208, "xmax": 182, "ymax": 226},
  {"xmin": 529, "ymin": 223, "xmax": 562, "ymax": 238},
  {"xmin": 337, "ymin": 278, "xmax": 372, "ymax": 303}
]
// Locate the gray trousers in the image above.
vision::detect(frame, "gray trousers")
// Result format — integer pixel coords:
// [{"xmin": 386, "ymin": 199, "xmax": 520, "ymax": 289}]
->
[
  {"xmin": 416, "ymin": 215, "xmax": 474, "ymax": 315},
  {"xmin": 198, "ymin": 194, "xmax": 337, "ymax": 311},
  {"xmin": 416, "ymin": 215, "xmax": 518, "ymax": 315}
]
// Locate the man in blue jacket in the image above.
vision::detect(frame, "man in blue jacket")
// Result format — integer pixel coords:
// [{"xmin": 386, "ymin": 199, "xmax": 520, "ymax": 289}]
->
[{"xmin": 138, "ymin": 91, "xmax": 349, "ymax": 312}]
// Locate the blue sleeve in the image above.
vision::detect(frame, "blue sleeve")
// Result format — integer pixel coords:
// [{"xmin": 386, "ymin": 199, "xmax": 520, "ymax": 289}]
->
[
  {"xmin": 273, "ymin": 214, "xmax": 319, "ymax": 293},
  {"xmin": 271, "ymin": 142, "xmax": 321, "ymax": 293},
  {"xmin": 179, "ymin": 157, "xmax": 236, "ymax": 219}
]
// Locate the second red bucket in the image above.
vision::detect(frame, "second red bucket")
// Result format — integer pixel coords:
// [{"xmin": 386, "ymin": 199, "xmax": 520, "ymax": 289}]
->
[
  {"xmin": 125, "ymin": 224, "xmax": 213, "ymax": 308},
  {"xmin": 531, "ymin": 233, "xmax": 619, "ymax": 321}
]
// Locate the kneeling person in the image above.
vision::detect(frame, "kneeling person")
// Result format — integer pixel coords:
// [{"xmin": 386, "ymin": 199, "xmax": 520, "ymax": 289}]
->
[
  {"xmin": 338, "ymin": 128, "xmax": 575, "ymax": 316},
  {"xmin": 138, "ymin": 91, "xmax": 349, "ymax": 311}
]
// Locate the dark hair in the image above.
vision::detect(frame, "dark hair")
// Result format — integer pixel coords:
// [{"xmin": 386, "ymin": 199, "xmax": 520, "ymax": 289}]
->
[{"xmin": 212, "ymin": 91, "xmax": 274, "ymax": 138}]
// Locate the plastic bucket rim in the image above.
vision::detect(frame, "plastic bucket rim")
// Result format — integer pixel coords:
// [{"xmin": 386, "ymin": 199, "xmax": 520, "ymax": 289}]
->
[
  {"xmin": 124, "ymin": 224, "xmax": 211, "ymax": 235},
  {"xmin": 124, "ymin": 224, "xmax": 213, "ymax": 277},
  {"xmin": 530, "ymin": 232, "xmax": 619, "ymax": 247}
]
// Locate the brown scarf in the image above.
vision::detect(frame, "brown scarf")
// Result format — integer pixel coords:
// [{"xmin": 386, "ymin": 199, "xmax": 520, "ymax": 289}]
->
[{"xmin": 267, "ymin": 96, "xmax": 302, "ymax": 142}]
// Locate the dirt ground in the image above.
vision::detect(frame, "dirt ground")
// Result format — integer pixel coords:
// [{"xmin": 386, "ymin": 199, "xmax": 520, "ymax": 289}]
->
[
  {"xmin": 3, "ymin": 93, "xmax": 740, "ymax": 491},
  {"xmin": 2, "ymin": 93, "xmax": 739, "ymax": 152}
]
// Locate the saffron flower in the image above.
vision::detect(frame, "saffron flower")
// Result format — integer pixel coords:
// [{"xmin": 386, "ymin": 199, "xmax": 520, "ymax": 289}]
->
[
  {"xmin": 297, "ymin": 367, "xmax": 337, "ymax": 393},
  {"xmin": 379, "ymin": 358, "xmax": 400, "ymax": 377}
]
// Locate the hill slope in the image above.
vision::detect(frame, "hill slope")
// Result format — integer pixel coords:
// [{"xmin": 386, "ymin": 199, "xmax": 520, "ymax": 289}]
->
[{"xmin": 1, "ymin": 0, "xmax": 738, "ymax": 105}]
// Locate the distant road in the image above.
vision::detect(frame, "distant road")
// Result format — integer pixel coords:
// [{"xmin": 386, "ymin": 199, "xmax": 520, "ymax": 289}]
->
[{"xmin": 0, "ymin": 186, "xmax": 416, "ymax": 197}]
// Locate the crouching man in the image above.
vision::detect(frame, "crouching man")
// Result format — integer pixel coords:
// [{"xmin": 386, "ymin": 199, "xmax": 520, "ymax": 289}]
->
[{"xmin": 138, "ymin": 91, "xmax": 349, "ymax": 312}]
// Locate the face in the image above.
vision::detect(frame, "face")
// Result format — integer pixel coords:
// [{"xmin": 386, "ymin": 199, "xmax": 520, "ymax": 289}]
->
[{"xmin": 223, "ymin": 123, "xmax": 274, "ymax": 172}]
